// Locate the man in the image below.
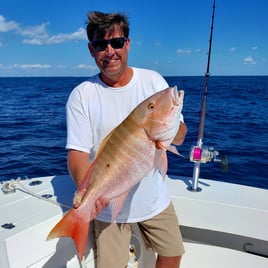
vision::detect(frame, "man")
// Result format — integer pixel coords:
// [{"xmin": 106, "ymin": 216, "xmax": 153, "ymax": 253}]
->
[{"xmin": 66, "ymin": 11, "xmax": 187, "ymax": 268}]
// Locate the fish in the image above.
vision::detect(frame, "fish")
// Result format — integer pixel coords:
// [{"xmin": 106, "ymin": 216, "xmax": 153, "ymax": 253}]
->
[{"xmin": 47, "ymin": 86, "xmax": 184, "ymax": 261}]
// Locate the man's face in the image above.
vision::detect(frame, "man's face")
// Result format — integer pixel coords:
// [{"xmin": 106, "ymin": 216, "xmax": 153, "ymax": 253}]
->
[{"xmin": 88, "ymin": 27, "xmax": 130, "ymax": 82}]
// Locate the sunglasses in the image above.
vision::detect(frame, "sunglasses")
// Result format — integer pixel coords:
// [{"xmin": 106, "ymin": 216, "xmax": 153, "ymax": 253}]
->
[{"xmin": 91, "ymin": 37, "xmax": 127, "ymax": 52}]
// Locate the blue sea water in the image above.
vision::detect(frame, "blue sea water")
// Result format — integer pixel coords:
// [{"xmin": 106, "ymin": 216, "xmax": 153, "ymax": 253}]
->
[{"xmin": 0, "ymin": 76, "xmax": 268, "ymax": 189}]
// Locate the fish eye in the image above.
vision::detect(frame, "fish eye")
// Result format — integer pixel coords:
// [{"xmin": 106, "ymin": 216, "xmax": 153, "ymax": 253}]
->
[{"xmin": 148, "ymin": 102, "xmax": 155, "ymax": 110}]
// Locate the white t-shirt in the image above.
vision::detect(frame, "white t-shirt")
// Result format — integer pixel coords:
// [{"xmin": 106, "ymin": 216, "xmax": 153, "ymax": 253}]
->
[{"xmin": 66, "ymin": 67, "xmax": 173, "ymax": 223}]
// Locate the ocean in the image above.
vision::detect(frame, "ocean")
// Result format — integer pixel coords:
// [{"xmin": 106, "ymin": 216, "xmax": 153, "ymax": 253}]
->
[{"xmin": 0, "ymin": 76, "xmax": 268, "ymax": 189}]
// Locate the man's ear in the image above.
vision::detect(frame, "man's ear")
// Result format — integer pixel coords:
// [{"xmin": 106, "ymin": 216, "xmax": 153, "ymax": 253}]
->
[{"xmin": 88, "ymin": 43, "xmax": 95, "ymax": 57}]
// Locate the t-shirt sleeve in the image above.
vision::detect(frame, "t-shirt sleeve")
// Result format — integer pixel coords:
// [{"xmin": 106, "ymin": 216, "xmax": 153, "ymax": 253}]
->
[
  {"xmin": 154, "ymin": 71, "xmax": 169, "ymax": 91},
  {"xmin": 65, "ymin": 87, "xmax": 93, "ymax": 153}
]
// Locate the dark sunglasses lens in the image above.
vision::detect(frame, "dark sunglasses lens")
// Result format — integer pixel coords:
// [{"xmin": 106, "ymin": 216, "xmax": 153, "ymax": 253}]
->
[
  {"xmin": 110, "ymin": 38, "xmax": 125, "ymax": 49},
  {"xmin": 92, "ymin": 40, "xmax": 107, "ymax": 51},
  {"xmin": 92, "ymin": 38, "xmax": 126, "ymax": 51}
]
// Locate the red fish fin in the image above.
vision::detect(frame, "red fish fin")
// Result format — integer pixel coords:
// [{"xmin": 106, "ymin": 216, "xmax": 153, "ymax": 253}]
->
[
  {"xmin": 156, "ymin": 141, "xmax": 184, "ymax": 158},
  {"xmin": 154, "ymin": 148, "xmax": 168, "ymax": 179},
  {"xmin": 47, "ymin": 208, "xmax": 89, "ymax": 261},
  {"xmin": 110, "ymin": 191, "xmax": 129, "ymax": 222},
  {"xmin": 167, "ymin": 144, "xmax": 184, "ymax": 157}
]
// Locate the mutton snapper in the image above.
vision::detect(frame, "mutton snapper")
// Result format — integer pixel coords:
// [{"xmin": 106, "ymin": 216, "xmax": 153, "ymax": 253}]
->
[{"xmin": 47, "ymin": 86, "xmax": 184, "ymax": 261}]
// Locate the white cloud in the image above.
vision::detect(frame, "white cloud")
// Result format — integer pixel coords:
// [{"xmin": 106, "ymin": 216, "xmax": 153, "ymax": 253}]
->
[
  {"xmin": 21, "ymin": 64, "xmax": 51, "ymax": 69},
  {"xmin": 0, "ymin": 15, "xmax": 87, "ymax": 45},
  {"xmin": 19, "ymin": 23, "xmax": 48, "ymax": 37},
  {"xmin": 252, "ymin": 46, "xmax": 258, "ymax": 51},
  {"xmin": 76, "ymin": 64, "xmax": 97, "ymax": 71},
  {"xmin": 22, "ymin": 27, "xmax": 87, "ymax": 45},
  {"xmin": 1, "ymin": 64, "xmax": 52, "ymax": 69},
  {"xmin": 56, "ymin": 64, "xmax": 67, "ymax": 69},
  {"xmin": 229, "ymin": 47, "xmax": 236, "ymax": 52},
  {"xmin": 22, "ymin": 38, "xmax": 44, "ymax": 45},
  {"xmin": 243, "ymin": 56, "xmax": 256, "ymax": 65},
  {"xmin": 19, "ymin": 22, "xmax": 49, "ymax": 38},
  {"xmin": 0, "ymin": 15, "xmax": 19, "ymax": 32},
  {"xmin": 176, "ymin": 48, "xmax": 192, "ymax": 54}
]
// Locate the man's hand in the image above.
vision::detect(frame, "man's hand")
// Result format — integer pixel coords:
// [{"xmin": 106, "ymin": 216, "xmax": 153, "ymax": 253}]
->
[
  {"xmin": 90, "ymin": 197, "xmax": 109, "ymax": 218},
  {"xmin": 73, "ymin": 188, "xmax": 86, "ymax": 208},
  {"xmin": 73, "ymin": 193, "xmax": 109, "ymax": 218}
]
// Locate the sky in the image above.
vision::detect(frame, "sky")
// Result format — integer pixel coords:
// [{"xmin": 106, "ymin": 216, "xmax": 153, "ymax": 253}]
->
[{"xmin": 0, "ymin": 0, "xmax": 267, "ymax": 77}]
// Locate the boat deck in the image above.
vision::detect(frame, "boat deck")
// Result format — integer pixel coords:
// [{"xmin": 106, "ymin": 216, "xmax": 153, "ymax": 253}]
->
[{"xmin": 1, "ymin": 175, "xmax": 268, "ymax": 267}]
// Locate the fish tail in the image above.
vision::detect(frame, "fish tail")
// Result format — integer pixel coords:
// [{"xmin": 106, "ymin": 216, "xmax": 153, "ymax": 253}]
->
[{"xmin": 47, "ymin": 208, "xmax": 89, "ymax": 261}]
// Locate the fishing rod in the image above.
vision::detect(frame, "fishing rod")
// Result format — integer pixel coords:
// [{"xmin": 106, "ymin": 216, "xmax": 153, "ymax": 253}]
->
[
  {"xmin": 189, "ymin": 0, "xmax": 221, "ymax": 191},
  {"xmin": 198, "ymin": 0, "xmax": 215, "ymax": 142}
]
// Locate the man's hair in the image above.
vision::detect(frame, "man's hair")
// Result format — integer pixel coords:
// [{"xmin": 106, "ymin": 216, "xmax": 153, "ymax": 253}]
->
[{"xmin": 86, "ymin": 11, "xmax": 130, "ymax": 42}]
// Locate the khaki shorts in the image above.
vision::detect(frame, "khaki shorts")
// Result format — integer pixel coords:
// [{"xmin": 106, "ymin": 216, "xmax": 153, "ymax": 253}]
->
[{"xmin": 94, "ymin": 202, "xmax": 185, "ymax": 268}]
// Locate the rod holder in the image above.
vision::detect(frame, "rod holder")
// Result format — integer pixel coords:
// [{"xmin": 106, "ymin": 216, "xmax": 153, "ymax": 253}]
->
[{"xmin": 188, "ymin": 145, "xmax": 222, "ymax": 192}]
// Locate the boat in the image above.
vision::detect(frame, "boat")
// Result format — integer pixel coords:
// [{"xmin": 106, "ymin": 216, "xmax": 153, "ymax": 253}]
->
[
  {"xmin": 1, "ymin": 174, "xmax": 268, "ymax": 267},
  {"xmin": 1, "ymin": 1, "xmax": 268, "ymax": 267}
]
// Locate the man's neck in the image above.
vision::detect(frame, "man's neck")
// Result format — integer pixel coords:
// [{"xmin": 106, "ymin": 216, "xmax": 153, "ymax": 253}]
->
[{"xmin": 100, "ymin": 67, "xmax": 133, "ymax": 88}]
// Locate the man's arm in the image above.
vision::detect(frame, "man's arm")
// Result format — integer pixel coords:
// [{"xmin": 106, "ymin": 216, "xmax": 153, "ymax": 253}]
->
[
  {"xmin": 67, "ymin": 149, "xmax": 109, "ymax": 215},
  {"xmin": 67, "ymin": 149, "xmax": 91, "ymax": 188}
]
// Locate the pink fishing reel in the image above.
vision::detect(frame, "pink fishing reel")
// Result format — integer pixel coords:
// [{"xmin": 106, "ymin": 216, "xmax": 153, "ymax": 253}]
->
[{"xmin": 190, "ymin": 146, "xmax": 220, "ymax": 163}]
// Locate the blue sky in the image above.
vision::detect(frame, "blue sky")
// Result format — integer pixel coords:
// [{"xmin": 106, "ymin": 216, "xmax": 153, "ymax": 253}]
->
[{"xmin": 0, "ymin": 0, "xmax": 267, "ymax": 77}]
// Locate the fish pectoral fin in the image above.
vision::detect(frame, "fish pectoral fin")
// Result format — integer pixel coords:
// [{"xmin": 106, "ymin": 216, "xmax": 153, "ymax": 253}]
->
[
  {"xmin": 47, "ymin": 208, "xmax": 89, "ymax": 262},
  {"xmin": 156, "ymin": 141, "xmax": 184, "ymax": 157},
  {"xmin": 110, "ymin": 191, "xmax": 129, "ymax": 222},
  {"xmin": 153, "ymin": 149, "xmax": 168, "ymax": 179},
  {"xmin": 167, "ymin": 144, "xmax": 184, "ymax": 157},
  {"xmin": 154, "ymin": 142, "xmax": 183, "ymax": 179}
]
